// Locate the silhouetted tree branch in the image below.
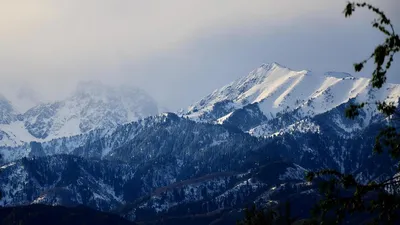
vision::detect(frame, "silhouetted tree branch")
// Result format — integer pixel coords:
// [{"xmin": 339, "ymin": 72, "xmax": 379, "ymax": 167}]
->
[{"xmin": 307, "ymin": 2, "xmax": 400, "ymax": 224}]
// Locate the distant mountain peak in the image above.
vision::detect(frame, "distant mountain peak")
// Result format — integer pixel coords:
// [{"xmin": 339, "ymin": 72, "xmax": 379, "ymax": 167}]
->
[
  {"xmin": 185, "ymin": 63, "xmax": 400, "ymax": 134},
  {"xmin": 0, "ymin": 81, "xmax": 159, "ymax": 146}
]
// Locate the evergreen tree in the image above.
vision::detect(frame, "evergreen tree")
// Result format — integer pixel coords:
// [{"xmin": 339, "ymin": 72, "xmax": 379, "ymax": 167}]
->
[{"xmin": 237, "ymin": 202, "xmax": 318, "ymax": 225}]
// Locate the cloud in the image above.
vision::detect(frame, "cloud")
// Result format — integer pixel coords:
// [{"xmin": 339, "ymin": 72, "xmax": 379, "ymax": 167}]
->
[
  {"xmin": 0, "ymin": 0, "xmax": 398, "ymax": 108},
  {"xmin": 0, "ymin": 0, "xmax": 344, "ymax": 75}
]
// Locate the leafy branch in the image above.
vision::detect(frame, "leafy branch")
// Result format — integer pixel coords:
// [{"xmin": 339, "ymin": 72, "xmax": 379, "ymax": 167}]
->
[
  {"xmin": 344, "ymin": 2, "xmax": 399, "ymax": 89},
  {"xmin": 308, "ymin": 2, "xmax": 400, "ymax": 224}
]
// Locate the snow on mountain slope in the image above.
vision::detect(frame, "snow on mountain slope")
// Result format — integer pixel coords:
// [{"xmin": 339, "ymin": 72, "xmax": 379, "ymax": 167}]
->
[
  {"xmin": 0, "ymin": 121, "xmax": 40, "ymax": 147},
  {"xmin": 0, "ymin": 155, "xmax": 135, "ymax": 211},
  {"xmin": 24, "ymin": 81, "xmax": 159, "ymax": 140},
  {"xmin": 0, "ymin": 112, "xmax": 260, "ymax": 165},
  {"xmin": 185, "ymin": 62, "xmax": 400, "ymax": 136},
  {"xmin": 0, "ymin": 81, "xmax": 159, "ymax": 146}
]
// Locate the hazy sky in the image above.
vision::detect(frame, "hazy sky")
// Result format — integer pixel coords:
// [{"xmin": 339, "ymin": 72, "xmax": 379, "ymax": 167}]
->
[{"xmin": 0, "ymin": 0, "xmax": 399, "ymax": 110}]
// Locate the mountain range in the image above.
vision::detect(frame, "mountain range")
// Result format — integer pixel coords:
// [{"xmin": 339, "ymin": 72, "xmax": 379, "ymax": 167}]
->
[
  {"xmin": 0, "ymin": 62, "xmax": 399, "ymax": 224},
  {"xmin": 185, "ymin": 62, "xmax": 399, "ymax": 137},
  {"xmin": 0, "ymin": 81, "xmax": 159, "ymax": 147}
]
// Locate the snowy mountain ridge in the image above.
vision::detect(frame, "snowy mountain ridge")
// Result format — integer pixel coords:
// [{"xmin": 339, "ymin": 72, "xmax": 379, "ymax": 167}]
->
[
  {"xmin": 185, "ymin": 62, "xmax": 400, "ymax": 136},
  {"xmin": 0, "ymin": 81, "xmax": 158, "ymax": 147},
  {"xmin": 0, "ymin": 63, "xmax": 399, "ymax": 223}
]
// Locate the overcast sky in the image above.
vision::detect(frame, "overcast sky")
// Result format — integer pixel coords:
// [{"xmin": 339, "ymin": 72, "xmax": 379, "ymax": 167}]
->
[{"xmin": 0, "ymin": 0, "xmax": 399, "ymax": 110}]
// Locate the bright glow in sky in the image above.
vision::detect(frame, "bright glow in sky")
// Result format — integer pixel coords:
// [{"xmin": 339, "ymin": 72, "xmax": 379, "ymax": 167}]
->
[{"xmin": 0, "ymin": 0, "xmax": 399, "ymax": 110}]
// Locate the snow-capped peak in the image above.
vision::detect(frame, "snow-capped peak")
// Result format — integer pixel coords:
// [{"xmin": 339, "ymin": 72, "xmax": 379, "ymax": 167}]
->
[
  {"xmin": 185, "ymin": 62, "xmax": 400, "ymax": 134},
  {"xmin": 259, "ymin": 62, "xmax": 284, "ymax": 70},
  {"xmin": 186, "ymin": 62, "xmax": 310, "ymax": 120}
]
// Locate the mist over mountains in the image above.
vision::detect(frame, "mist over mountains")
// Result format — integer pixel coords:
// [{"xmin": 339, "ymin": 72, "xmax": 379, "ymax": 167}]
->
[
  {"xmin": 0, "ymin": 62, "xmax": 399, "ymax": 224},
  {"xmin": 0, "ymin": 81, "xmax": 159, "ymax": 147}
]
